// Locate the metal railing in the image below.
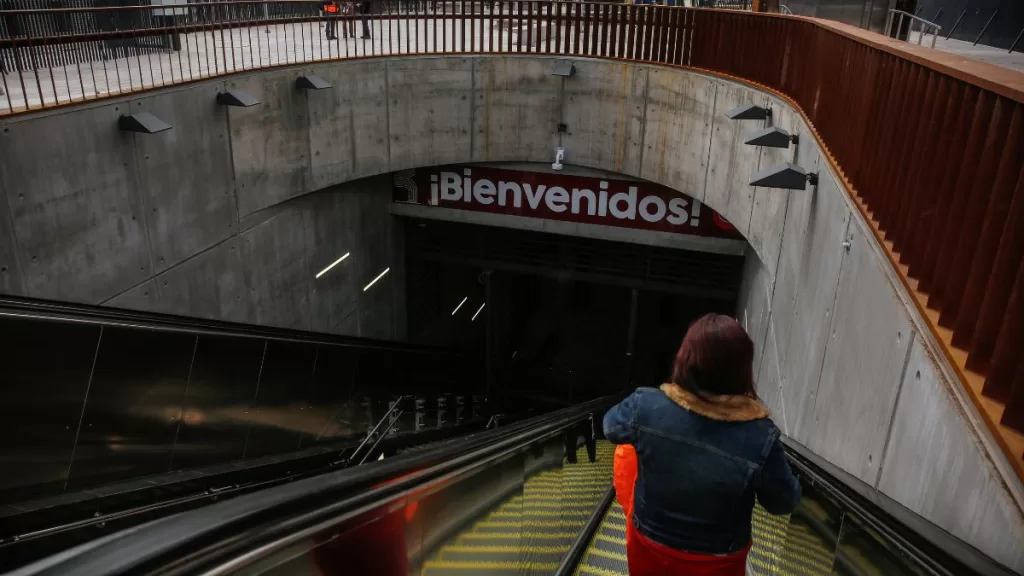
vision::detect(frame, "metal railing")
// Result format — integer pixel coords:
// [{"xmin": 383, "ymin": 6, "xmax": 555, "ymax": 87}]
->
[
  {"xmin": 885, "ymin": 8, "xmax": 941, "ymax": 48},
  {"xmin": 0, "ymin": 2, "xmax": 1021, "ymax": 469}
]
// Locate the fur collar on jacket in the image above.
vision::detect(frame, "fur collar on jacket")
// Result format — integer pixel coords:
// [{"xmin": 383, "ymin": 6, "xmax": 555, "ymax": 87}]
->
[{"xmin": 659, "ymin": 383, "xmax": 769, "ymax": 422}]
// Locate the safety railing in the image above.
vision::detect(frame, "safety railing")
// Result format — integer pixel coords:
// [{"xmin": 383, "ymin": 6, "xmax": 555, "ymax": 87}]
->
[
  {"xmin": 885, "ymin": 8, "xmax": 941, "ymax": 48},
  {"xmin": 0, "ymin": 3, "xmax": 1021, "ymax": 472}
]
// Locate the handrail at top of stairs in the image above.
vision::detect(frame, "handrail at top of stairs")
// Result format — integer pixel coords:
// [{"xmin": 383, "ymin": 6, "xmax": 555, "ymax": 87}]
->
[{"xmin": 7, "ymin": 396, "xmax": 617, "ymax": 576}]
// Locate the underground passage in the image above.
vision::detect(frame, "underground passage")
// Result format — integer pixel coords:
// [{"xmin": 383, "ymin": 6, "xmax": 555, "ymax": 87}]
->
[{"xmin": 1, "ymin": 2, "xmax": 1023, "ymax": 575}]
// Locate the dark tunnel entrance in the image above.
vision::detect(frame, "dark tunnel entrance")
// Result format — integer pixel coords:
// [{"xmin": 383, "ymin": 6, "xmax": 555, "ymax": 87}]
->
[{"xmin": 403, "ymin": 220, "xmax": 746, "ymax": 410}]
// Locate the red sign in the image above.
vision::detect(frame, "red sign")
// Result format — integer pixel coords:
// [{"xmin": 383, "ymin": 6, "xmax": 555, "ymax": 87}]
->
[{"xmin": 393, "ymin": 165, "xmax": 742, "ymax": 240}]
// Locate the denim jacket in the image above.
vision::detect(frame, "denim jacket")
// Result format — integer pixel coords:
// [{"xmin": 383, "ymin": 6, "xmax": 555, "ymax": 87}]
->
[{"xmin": 604, "ymin": 384, "xmax": 800, "ymax": 555}]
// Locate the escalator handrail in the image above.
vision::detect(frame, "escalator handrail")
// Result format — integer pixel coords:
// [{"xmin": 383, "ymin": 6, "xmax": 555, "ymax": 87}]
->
[
  {"xmin": 9, "ymin": 396, "xmax": 616, "ymax": 576},
  {"xmin": 554, "ymin": 486, "xmax": 616, "ymax": 576},
  {"xmin": 0, "ymin": 295, "xmax": 457, "ymax": 354},
  {"xmin": 551, "ymin": 440, "xmax": 1013, "ymax": 576},
  {"xmin": 783, "ymin": 439, "xmax": 1016, "ymax": 576}
]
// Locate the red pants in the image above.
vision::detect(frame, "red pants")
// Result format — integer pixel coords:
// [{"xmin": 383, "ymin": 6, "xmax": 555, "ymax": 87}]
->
[{"xmin": 627, "ymin": 521, "xmax": 750, "ymax": 576}]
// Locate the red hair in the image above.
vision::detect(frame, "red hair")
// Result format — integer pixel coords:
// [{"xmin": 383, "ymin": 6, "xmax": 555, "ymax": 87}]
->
[{"xmin": 671, "ymin": 314, "xmax": 756, "ymax": 397}]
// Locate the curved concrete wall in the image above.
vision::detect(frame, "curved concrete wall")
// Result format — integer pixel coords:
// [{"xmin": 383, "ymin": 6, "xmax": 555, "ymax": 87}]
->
[{"xmin": 0, "ymin": 55, "xmax": 1021, "ymax": 570}]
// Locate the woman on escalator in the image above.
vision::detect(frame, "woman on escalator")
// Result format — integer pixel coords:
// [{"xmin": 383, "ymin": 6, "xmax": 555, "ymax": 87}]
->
[{"xmin": 605, "ymin": 313, "xmax": 800, "ymax": 576}]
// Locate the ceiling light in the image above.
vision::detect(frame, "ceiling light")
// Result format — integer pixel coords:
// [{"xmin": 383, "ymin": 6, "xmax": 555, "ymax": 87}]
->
[
  {"xmin": 471, "ymin": 303, "xmax": 486, "ymax": 321},
  {"xmin": 363, "ymin": 268, "xmax": 389, "ymax": 291},
  {"xmin": 452, "ymin": 296, "xmax": 468, "ymax": 316},
  {"xmin": 315, "ymin": 252, "xmax": 350, "ymax": 279}
]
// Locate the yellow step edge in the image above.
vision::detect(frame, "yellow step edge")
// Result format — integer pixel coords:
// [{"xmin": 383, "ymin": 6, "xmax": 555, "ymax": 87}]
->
[
  {"xmin": 491, "ymin": 510, "xmax": 594, "ymax": 518},
  {"xmin": 477, "ymin": 520, "xmax": 585, "ymax": 528},
  {"xmin": 422, "ymin": 560, "xmax": 560, "ymax": 570},
  {"xmin": 582, "ymin": 546, "xmax": 628, "ymax": 563},
  {"xmin": 502, "ymin": 501, "xmax": 597, "ymax": 509},
  {"xmin": 753, "ymin": 550, "xmax": 835, "ymax": 572},
  {"xmin": 460, "ymin": 528, "xmax": 581, "ymax": 537},
  {"xmin": 440, "ymin": 545, "xmax": 568, "ymax": 553},
  {"xmin": 595, "ymin": 533, "xmax": 626, "ymax": 546},
  {"xmin": 575, "ymin": 564, "xmax": 630, "ymax": 576}
]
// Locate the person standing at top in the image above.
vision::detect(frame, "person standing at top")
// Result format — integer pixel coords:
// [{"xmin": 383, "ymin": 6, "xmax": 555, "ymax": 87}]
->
[
  {"xmin": 322, "ymin": 1, "xmax": 339, "ymax": 39},
  {"xmin": 340, "ymin": 0, "xmax": 356, "ymax": 39},
  {"xmin": 359, "ymin": 0, "xmax": 372, "ymax": 39},
  {"xmin": 604, "ymin": 313, "xmax": 800, "ymax": 576}
]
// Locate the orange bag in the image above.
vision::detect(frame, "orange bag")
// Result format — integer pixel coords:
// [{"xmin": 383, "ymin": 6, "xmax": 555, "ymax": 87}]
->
[{"xmin": 613, "ymin": 444, "xmax": 638, "ymax": 518}]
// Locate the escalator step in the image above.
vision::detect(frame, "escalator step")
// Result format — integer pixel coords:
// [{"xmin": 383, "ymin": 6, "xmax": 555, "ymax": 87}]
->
[
  {"xmin": 457, "ymin": 533, "xmax": 578, "ymax": 544},
  {"xmin": 421, "ymin": 560, "xmax": 561, "ymax": 575},
  {"xmin": 440, "ymin": 550, "xmax": 566, "ymax": 563},
  {"xmin": 574, "ymin": 504, "xmax": 627, "ymax": 576},
  {"xmin": 421, "ymin": 441, "xmax": 615, "ymax": 576}
]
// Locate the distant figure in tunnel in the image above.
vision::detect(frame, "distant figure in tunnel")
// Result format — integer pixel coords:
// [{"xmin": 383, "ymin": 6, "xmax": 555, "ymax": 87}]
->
[{"xmin": 604, "ymin": 313, "xmax": 800, "ymax": 576}]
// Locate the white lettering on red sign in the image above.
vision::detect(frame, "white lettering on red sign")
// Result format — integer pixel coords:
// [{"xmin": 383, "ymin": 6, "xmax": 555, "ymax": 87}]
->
[{"xmin": 430, "ymin": 169, "xmax": 702, "ymax": 227}]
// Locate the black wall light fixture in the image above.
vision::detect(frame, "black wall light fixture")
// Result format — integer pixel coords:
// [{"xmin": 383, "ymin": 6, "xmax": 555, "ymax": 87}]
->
[
  {"xmin": 552, "ymin": 60, "xmax": 576, "ymax": 77},
  {"xmin": 296, "ymin": 75, "xmax": 332, "ymax": 90},
  {"xmin": 750, "ymin": 163, "xmax": 818, "ymax": 190},
  {"xmin": 725, "ymin": 104, "xmax": 771, "ymax": 120},
  {"xmin": 745, "ymin": 126, "xmax": 798, "ymax": 148},
  {"xmin": 118, "ymin": 112, "xmax": 172, "ymax": 134},
  {"xmin": 217, "ymin": 90, "xmax": 261, "ymax": 107}
]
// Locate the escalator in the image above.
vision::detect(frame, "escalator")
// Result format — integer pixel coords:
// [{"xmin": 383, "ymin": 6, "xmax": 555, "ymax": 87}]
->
[
  {"xmin": 421, "ymin": 442, "xmax": 615, "ymax": 576},
  {"xmin": 7, "ymin": 398, "xmax": 1015, "ymax": 576},
  {"xmin": 569, "ymin": 471, "xmax": 831, "ymax": 576},
  {"xmin": 0, "ymin": 296, "xmax": 491, "ymax": 569}
]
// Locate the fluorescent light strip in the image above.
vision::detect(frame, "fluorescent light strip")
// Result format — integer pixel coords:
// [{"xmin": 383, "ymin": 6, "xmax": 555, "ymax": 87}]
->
[
  {"xmin": 451, "ymin": 296, "xmax": 468, "ymax": 316},
  {"xmin": 315, "ymin": 252, "xmax": 350, "ymax": 279},
  {"xmin": 471, "ymin": 302, "xmax": 486, "ymax": 321},
  {"xmin": 363, "ymin": 267, "xmax": 390, "ymax": 291}
]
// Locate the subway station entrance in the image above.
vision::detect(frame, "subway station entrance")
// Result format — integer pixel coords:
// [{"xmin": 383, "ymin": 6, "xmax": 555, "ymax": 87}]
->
[{"xmin": 403, "ymin": 218, "xmax": 745, "ymax": 407}]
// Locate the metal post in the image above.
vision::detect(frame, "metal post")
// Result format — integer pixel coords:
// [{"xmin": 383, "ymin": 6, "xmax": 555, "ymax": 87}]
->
[
  {"xmin": 1010, "ymin": 25, "xmax": 1023, "ymax": 53},
  {"xmin": 358, "ymin": 410, "xmax": 404, "ymax": 464},
  {"xmin": 484, "ymin": 270, "xmax": 494, "ymax": 398},
  {"xmin": 973, "ymin": 9, "xmax": 997, "ymax": 46},
  {"xmin": 946, "ymin": 7, "xmax": 966, "ymax": 40},
  {"xmin": 624, "ymin": 288, "xmax": 638, "ymax": 390},
  {"xmin": 346, "ymin": 395, "xmax": 407, "ymax": 462},
  {"xmin": 885, "ymin": 9, "xmax": 894, "ymax": 37}
]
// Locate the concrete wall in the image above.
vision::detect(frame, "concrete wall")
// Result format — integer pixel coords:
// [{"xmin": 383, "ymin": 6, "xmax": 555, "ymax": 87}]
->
[
  {"xmin": 110, "ymin": 176, "xmax": 405, "ymax": 338},
  {"xmin": 735, "ymin": 105, "xmax": 1024, "ymax": 571},
  {"xmin": 0, "ymin": 54, "xmax": 1021, "ymax": 569},
  {"xmin": 0, "ymin": 80, "xmax": 403, "ymax": 339}
]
